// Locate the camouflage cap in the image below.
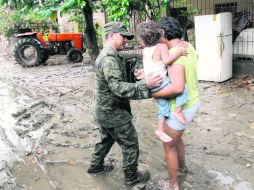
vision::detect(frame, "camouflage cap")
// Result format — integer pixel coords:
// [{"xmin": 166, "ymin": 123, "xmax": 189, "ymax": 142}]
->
[{"xmin": 104, "ymin": 21, "xmax": 134, "ymax": 40}]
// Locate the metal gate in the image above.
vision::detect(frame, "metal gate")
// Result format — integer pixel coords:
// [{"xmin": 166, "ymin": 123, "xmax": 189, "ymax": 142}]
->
[{"xmin": 169, "ymin": 0, "xmax": 254, "ymax": 61}]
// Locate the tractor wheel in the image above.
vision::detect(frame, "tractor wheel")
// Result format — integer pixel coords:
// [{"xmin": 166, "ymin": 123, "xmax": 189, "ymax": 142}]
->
[
  {"xmin": 14, "ymin": 38, "xmax": 46, "ymax": 67},
  {"xmin": 66, "ymin": 48, "xmax": 83, "ymax": 63}
]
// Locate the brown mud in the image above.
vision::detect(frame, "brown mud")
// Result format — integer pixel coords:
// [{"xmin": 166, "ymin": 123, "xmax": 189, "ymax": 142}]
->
[{"xmin": 0, "ymin": 55, "xmax": 253, "ymax": 190}]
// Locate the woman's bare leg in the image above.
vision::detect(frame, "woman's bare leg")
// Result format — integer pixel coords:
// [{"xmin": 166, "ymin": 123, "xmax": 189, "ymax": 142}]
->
[
  {"xmin": 163, "ymin": 140, "xmax": 179, "ymax": 186},
  {"xmin": 177, "ymin": 138, "xmax": 185, "ymax": 161},
  {"xmin": 177, "ymin": 138, "xmax": 188, "ymax": 173},
  {"xmin": 163, "ymin": 125, "xmax": 184, "ymax": 189}
]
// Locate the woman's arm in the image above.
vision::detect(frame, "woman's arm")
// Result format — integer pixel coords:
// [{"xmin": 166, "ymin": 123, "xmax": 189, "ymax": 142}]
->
[
  {"xmin": 160, "ymin": 43, "xmax": 186, "ymax": 65},
  {"xmin": 152, "ymin": 64, "xmax": 185, "ymax": 98}
]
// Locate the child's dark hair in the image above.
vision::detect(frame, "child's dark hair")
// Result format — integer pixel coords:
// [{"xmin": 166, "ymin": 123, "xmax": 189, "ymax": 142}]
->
[
  {"xmin": 158, "ymin": 17, "xmax": 183, "ymax": 40},
  {"xmin": 137, "ymin": 21, "xmax": 163, "ymax": 47}
]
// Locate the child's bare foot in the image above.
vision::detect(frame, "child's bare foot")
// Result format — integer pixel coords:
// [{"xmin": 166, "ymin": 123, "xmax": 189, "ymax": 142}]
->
[
  {"xmin": 155, "ymin": 129, "xmax": 172, "ymax": 142},
  {"xmin": 173, "ymin": 111, "xmax": 187, "ymax": 124}
]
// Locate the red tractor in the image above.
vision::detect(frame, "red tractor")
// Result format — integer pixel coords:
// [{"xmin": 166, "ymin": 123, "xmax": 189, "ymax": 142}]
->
[{"xmin": 14, "ymin": 32, "xmax": 85, "ymax": 67}]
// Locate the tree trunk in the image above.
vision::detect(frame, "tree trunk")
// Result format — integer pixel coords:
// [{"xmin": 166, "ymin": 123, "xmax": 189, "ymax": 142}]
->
[{"xmin": 83, "ymin": 0, "xmax": 99, "ymax": 61}]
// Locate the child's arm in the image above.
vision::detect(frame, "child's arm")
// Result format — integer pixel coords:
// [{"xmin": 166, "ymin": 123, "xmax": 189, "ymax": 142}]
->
[{"xmin": 160, "ymin": 43, "xmax": 187, "ymax": 65}]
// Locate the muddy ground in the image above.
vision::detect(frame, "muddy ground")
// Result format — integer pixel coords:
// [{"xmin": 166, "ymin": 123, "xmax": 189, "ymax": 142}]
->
[{"xmin": 0, "ymin": 54, "xmax": 253, "ymax": 190}]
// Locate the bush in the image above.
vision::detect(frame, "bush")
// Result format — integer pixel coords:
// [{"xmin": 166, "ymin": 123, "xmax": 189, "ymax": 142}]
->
[
  {"xmin": 0, "ymin": 7, "xmax": 29, "ymax": 37},
  {"xmin": 0, "ymin": 6, "xmax": 58, "ymax": 38}
]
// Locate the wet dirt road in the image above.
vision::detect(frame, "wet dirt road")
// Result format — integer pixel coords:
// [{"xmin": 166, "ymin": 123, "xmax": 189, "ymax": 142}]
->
[{"xmin": 0, "ymin": 55, "xmax": 253, "ymax": 190}]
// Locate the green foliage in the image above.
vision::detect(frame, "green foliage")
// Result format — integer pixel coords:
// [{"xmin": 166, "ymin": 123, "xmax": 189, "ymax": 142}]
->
[
  {"xmin": 180, "ymin": 8, "xmax": 198, "ymax": 17},
  {"xmin": 0, "ymin": 6, "xmax": 41, "ymax": 37},
  {"xmin": 0, "ymin": 0, "xmax": 175, "ymax": 37},
  {"xmin": 0, "ymin": 0, "xmax": 34, "ymax": 9},
  {"xmin": 0, "ymin": 7, "xmax": 24, "ymax": 37},
  {"xmin": 100, "ymin": 0, "xmax": 129, "ymax": 26},
  {"xmin": 0, "ymin": 9, "xmax": 57, "ymax": 37},
  {"xmin": 0, "ymin": 0, "xmax": 60, "ymax": 37},
  {"xmin": 100, "ymin": 0, "xmax": 171, "ymax": 23},
  {"xmin": 132, "ymin": 0, "xmax": 171, "ymax": 21},
  {"xmin": 173, "ymin": 0, "xmax": 198, "ymax": 16},
  {"xmin": 0, "ymin": 0, "xmax": 100, "ymax": 59},
  {"xmin": 61, "ymin": 0, "xmax": 79, "ymax": 13},
  {"xmin": 59, "ymin": 0, "xmax": 86, "ymax": 32},
  {"xmin": 68, "ymin": 11, "xmax": 86, "ymax": 32}
]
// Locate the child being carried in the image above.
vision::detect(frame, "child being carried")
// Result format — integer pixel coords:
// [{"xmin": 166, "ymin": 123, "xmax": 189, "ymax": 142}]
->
[{"xmin": 137, "ymin": 21, "xmax": 189, "ymax": 142}]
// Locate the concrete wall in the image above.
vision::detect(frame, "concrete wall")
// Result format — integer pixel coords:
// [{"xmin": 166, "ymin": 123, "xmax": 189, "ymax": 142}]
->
[
  {"xmin": 57, "ymin": 12, "xmax": 77, "ymax": 33},
  {"xmin": 57, "ymin": 10, "xmax": 106, "ymax": 47}
]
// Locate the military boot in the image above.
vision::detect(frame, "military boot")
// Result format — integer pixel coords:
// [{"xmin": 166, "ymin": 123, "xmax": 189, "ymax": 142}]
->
[
  {"xmin": 87, "ymin": 163, "xmax": 114, "ymax": 174},
  {"xmin": 124, "ymin": 169, "xmax": 150, "ymax": 186}
]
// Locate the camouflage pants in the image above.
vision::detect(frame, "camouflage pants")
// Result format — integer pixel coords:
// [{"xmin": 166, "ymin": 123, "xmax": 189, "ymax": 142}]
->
[{"xmin": 91, "ymin": 121, "xmax": 139, "ymax": 172}]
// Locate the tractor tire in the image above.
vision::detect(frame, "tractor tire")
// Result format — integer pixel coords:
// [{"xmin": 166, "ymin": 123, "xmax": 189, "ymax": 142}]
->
[
  {"xmin": 66, "ymin": 48, "xmax": 83, "ymax": 63},
  {"xmin": 14, "ymin": 38, "xmax": 46, "ymax": 67}
]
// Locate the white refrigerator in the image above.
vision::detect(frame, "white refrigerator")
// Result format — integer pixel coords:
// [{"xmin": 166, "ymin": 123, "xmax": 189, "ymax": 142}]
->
[{"xmin": 194, "ymin": 12, "xmax": 233, "ymax": 82}]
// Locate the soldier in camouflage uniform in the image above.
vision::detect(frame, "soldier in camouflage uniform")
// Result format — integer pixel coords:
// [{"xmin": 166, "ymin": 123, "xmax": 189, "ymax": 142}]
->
[{"xmin": 87, "ymin": 21, "xmax": 162, "ymax": 187}]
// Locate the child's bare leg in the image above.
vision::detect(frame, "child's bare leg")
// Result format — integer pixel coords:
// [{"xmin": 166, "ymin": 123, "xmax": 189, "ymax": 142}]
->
[
  {"xmin": 155, "ymin": 118, "xmax": 172, "ymax": 142},
  {"xmin": 173, "ymin": 107, "xmax": 187, "ymax": 124}
]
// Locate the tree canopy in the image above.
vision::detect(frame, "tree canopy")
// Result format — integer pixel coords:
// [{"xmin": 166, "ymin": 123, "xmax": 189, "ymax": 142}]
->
[
  {"xmin": 0, "ymin": 0, "xmax": 178, "ymax": 59},
  {"xmin": 0, "ymin": 0, "xmax": 175, "ymax": 35},
  {"xmin": 100, "ymin": 0, "xmax": 171, "ymax": 25}
]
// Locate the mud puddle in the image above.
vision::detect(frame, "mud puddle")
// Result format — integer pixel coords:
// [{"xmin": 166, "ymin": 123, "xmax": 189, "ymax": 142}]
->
[{"xmin": 0, "ymin": 55, "xmax": 254, "ymax": 190}]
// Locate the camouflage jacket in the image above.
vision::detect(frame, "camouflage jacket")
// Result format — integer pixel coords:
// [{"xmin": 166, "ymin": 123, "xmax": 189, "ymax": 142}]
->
[{"xmin": 94, "ymin": 45, "xmax": 151, "ymax": 128}]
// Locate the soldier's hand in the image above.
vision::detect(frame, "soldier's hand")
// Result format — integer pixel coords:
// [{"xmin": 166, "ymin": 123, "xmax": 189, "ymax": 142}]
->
[
  {"xmin": 134, "ymin": 69, "xmax": 144, "ymax": 80},
  {"xmin": 145, "ymin": 72, "xmax": 163, "ymax": 89}
]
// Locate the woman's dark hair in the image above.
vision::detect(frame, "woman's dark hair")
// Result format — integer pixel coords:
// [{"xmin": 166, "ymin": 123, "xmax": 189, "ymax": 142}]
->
[
  {"xmin": 158, "ymin": 17, "xmax": 183, "ymax": 40},
  {"xmin": 136, "ymin": 21, "xmax": 163, "ymax": 47}
]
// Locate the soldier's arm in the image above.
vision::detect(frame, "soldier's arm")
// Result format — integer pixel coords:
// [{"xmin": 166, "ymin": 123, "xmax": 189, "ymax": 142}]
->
[{"xmin": 102, "ymin": 56, "xmax": 151, "ymax": 99}]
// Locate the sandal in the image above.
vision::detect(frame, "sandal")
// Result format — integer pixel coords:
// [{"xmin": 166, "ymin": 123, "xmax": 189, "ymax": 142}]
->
[{"xmin": 178, "ymin": 166, "xmax": 188, "ymax": 173}]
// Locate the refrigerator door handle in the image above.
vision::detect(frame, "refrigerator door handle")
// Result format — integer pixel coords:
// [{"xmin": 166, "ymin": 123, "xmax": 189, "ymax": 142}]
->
[{"xmin": 219, "ymin": 35, "xmax": 225, "ymax": 57}]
